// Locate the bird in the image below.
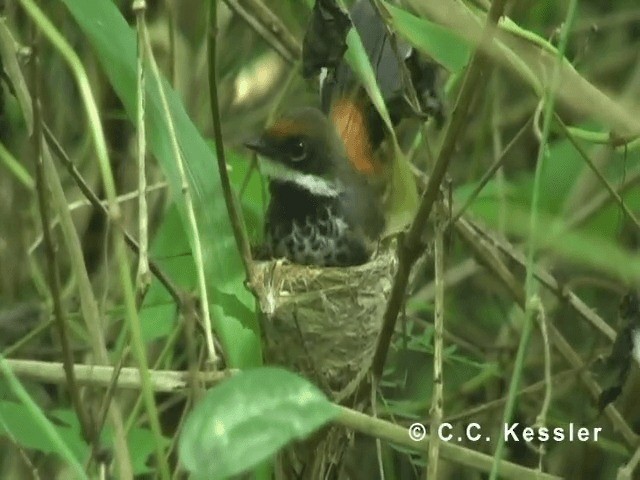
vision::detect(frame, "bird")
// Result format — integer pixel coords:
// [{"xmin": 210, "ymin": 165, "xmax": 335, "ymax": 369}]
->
[
  {"xmin": 314, "ymin": 0, "xmax": 443, "ymax": 176},
  {"xmin": 245, "ymin": 0, "xmax": 441, "ymax": 268},
  {"xmin": 244, "ymin": 107, "xmax": 384, "ymax": 267}
]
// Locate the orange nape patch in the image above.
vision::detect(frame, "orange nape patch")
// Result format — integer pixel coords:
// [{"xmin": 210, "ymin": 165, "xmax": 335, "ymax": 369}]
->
[
  {"xmin": 265, "ymin": 118, "xmax": 316, "ymax": 139},
  {"xmin": 330, "ymin": 99, "xmax": 381, "ymax": 176}
]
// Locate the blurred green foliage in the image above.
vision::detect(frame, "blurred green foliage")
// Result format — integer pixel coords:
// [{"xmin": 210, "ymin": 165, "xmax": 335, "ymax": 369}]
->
[{"xmin": 0, "ymin": 0, "xmax": 639, "ymax": 478}]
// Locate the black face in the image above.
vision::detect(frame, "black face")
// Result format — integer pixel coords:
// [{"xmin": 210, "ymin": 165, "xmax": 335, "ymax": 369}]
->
[
  {"xmin": 282, "ymin": 136, "xmax": 309, "ymax": 164},
  {"xmin": 245, "ymin": 133, "xmax": 321, "ymax": 176}
]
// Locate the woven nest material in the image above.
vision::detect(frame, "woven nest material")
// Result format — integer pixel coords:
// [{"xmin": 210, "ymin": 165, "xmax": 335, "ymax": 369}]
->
[{"xmin": 253, "ymin": 244, "xmax": 398, "ymax": 401}]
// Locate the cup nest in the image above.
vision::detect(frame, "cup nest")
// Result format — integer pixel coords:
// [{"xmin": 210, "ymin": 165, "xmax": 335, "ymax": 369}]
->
[{"xmin": 252, "ymin": 243, "xmax": 398, "ymax": 401}]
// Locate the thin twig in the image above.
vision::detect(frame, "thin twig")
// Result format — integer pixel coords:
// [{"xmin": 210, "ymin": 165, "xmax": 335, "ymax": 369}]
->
[
  {"xmin": 531, "ymin": 296, "xmax": 552, "ymax": 470},
  {"xmin": 4, "ymin": 358, "xmax": 235, "ymax": 392},
  {"xmin": 467, "ymin": 218, "xmax": 616, "ymax": 341},
  {"xmin": 371, "ymin": 379, "xmax": 385, "ymax": 480},
  {"xmin": 617, "ymin": 443, "xmax": 640, "ymax": 480},
  {"xmin": 134, "ymin": 0, "xmax": 151, "ymax": 304},
  {"xmin": 427, "ymin": 199, "xmax": 445, "ymax": 480},
  {"xmin": 371, "ymin": 0, "xmax": 509, "ymax": 379},
  {"xmin": 41, "ymin": 141, "xmax": 134, "ymax": 479},
  {"xmin": 335, "ymin": 406, "xmax": 560, "ymax": 480},
  {"xmin": 21, "ymin": 1, "xmax": 168, "ymax": 473},
  {"xmin": 222, "ymin": 0, "xmax": 300, "ymax": 64},
  {"xmin": 452, "ymin": 213, "xmax": 637, "ymax": 447},
  {"xmin": 566, "ymin": 167, "xmax": 640, "ymax": 230},
  {"xmin": 29, "ymin": 30, "xmax": 94, "ymax": 447},
  {"xmin": 208, "ymin": 0, "xmax": 256, "ymax": 288},
  {"xmin": 43, "ymin": 125, "xmax": 183, "ymax": 306},
  {"xmin": 443, "ymin": 368, "xmax": 579, "ymax": 424},
  {"xmin": 431, "ymin": 152, "xmax": 618, "ymax": 344},
  {"xmin": 0, "ymin": 356, "xmax": 88, "ymax": 479},
  {"xmin": 143, "ymin": 8, "xmax": 218, "ymax": 368},
  {"xmin": 451, "ymin": 117, "xmax": 533, "ymax": 224},
  {"xmin": 556, "ymin": 115, "xmax": 640, "ymax": 232}
]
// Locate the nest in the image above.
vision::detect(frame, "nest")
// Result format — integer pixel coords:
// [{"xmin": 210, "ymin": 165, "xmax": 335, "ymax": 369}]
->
[{"xmin": 252, "ymin": 244, "xmax": 398, "ymax": 401}]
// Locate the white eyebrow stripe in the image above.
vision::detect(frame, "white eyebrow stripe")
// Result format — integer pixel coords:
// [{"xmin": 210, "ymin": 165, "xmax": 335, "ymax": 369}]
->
[{"xmin": 258, "ymin": 157, "xmax": 343, "ymax": 197}]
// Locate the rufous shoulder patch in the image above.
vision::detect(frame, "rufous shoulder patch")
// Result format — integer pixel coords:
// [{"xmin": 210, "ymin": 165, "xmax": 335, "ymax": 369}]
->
[{"xmin": 330, "ymin": 98, "xmax": 381, "ymax": 176}]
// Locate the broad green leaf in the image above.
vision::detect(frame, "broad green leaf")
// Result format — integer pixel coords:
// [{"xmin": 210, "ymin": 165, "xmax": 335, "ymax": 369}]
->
[
  {"xmin": 0, "ymin": 401, "xmax": 85, "ymax": 460},
  {"xmin": 223, "ymin": 145, "xmax": 266, "ymax": 243},
  {"xmin": 50, "ymin": 409, "xmax": 167, "ymax": 475},
  {"xmin": 0, "ymin": 402, "xmax": 161, "ymax": 475},
  {"xmin": 179, "ymin": 368, "xmax": 338, "ymax": 480},
  {"xmin": 0, "ymin": 358, "xmax": 87, "ymax": 479},
  {"xmin": 382, "ymin": 2, "xmax": 471, "ymax": 74},
  {"xmin": 59, "ymin": 0, "xmax": 260, "ymax": 367},
  {"xmin": 138, "ymin": 205, "xmax": 193, "ymax": 343},
  {"xmin": 384, "ymin": 148, "xmax": 420, "ymax": 234}
]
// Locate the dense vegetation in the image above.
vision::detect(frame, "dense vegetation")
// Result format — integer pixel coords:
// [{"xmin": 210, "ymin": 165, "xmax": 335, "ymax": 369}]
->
[{"xmin": 0, "ymin": 0, "xmax": 639, "ymax": 479}]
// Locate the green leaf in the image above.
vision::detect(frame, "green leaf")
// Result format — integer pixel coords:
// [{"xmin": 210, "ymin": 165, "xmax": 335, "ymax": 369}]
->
[
  {"xmin": 0, "ymin": 402, "xmax": 160, "ymax": 476},
  {"xmin": 381, "ymin": 2, "xmax": 471, "ymax": 74},
  {"xmin": 0, "ymin": 19, "xmax": 33, "ymax": 134},
  {"xmin": 384, "ymin": 147, "xmax": 419, "ymax": 234},
  {"xmin": 50, "ymin": 409, "xmax": 168, "ymax": 475},
  {"xmin": 0, "ymin": 401, "xmax": 85, "ymax": 460},
  {"xmin": 139, "ymin": 205, "xmax": 193, "ymax": 343},
  {"xmin": 58, "ymin": 0, "xmax": 261, "ymax": 367},
  {"xmin": 179, "ymin": 368, "xmax": 338, "ymax": 480},
  {"xmin": 470, "ymin": 198, "xmax": 640, "ymax": 284},
  {"xmin": 225, "ymin": 148, "xmax": 266, "ymax": 243},
  {"xmin": 340, "ymin": 2, "xmax": 419, "ymax": 230},
  {"xmin": 0, "ymin": 358, "xmax": 87, "ymax": 479}
]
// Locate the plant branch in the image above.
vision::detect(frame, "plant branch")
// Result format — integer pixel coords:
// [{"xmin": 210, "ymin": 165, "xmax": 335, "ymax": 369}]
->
[
  {"xmin": 3, "ymin": 356, "xmax": 560, "ymax": 480},
  {"xmin": 29, "ymin": 31, "xmax": 94, "ymax": 447},
  {"xmin": 134, "ymin": 0, "xmax": 151, "ymax": 304},
  {"xmin": 371, "ymin": 0, "xmax": 509, "ymax": 379},
  {"xmin": 566, "ymin": 166, "xmax": 640, "ymax": 230},
  {"xmin": 208, "ymin": 0, "xmax": 256, "ymax": 289},
  {"xmin": 0, "ymin": 356, "xmax": 88, "ymax": 479},
  {"xmin": 5, "ymin": 358, "xmax": 235, "ymax": 392},
  {"xmin": 452, "ymin": 215, "xmax": 637, "ymax": 447},
  {"xmin": 222, "ymin": 0, "xmax": 301, "ymax": 64},
  {"xmin": 142, "ymin": 10, "xmax": 218, "ymax": 368},
  {"xmin": 452, "ymin": 117, "xmax": 533, "ymax": 224},
  {"xmin": 42, "ymin": 124, "xmax": 183, "ymax": 306},
  {"xmin": 427, "ymin": 201, "xmax": 445, "ymax": 479},
  {"xmin": 491, "ymin": 1, "xmax": 578, "ymax": 475},
  {"xmin": 40, "ymin": 142, "xmax": 134, "ymax": 479},
  {"xmin": 556, "ymin": 115, "xmax": 640, "ymax": 232},
  {"xmin": 334, "ymin": 406, "xmax": 560, "ymax": 480}
]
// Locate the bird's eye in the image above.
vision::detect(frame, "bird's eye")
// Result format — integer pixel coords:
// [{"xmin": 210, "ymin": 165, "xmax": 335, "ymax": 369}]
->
[{"xmin": 290, "ymin": 139, "xmax": 307, "ymax": 162}]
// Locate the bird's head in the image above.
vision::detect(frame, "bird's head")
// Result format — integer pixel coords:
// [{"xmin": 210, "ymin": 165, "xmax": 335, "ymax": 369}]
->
[{"xmin": 244, "ymin": 107, "xmax": 352, "ymax": 197}]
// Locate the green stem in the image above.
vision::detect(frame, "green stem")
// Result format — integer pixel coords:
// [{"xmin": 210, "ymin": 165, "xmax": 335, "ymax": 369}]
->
[
  {"xmin": 489, "ymin": 1, "xmax": 579, "ymax": 478},
  {"xmin": 19, "ymin": 0, "xmax": 170, "ymax": 476},
  {"xmin": 0, "ymin": 355, "xmax": 88, "ymax": 479}
]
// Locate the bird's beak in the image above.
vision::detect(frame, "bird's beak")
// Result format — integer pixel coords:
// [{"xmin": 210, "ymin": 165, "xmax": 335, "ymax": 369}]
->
[{"xmin": 243, "ymin": 136, "xmax": 272, "ymax": 157}]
